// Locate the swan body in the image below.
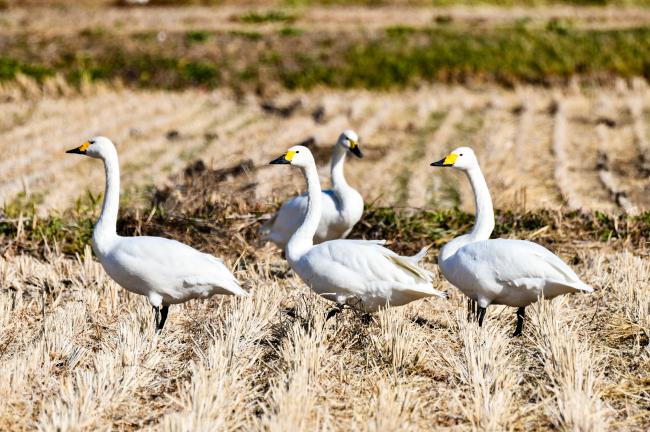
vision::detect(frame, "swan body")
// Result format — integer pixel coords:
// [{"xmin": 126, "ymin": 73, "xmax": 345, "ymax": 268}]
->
[
  {"xmin": 67, "ymin": 136, "xmax": 245, "ymax": 332},
  {"xmin": 431, "ymin": 147, "xmax": 592, "ymax": 335},
  {"xmin": 269, "ymin": 145, "xmax": 446, "ymax": 312},
  {"xmin": 441, "ymin": 238, "xmax": 592, "ymax": 308},
  {"xmin": 261, "ymin": 130, "xmax": 364, "ymax": 249}
]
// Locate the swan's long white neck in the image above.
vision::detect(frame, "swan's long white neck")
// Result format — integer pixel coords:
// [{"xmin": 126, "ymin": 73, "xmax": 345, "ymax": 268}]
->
[
  {"xmin": 286, "ymin": 162, "xmax": 322, "ymax": 264},
  {"xmin": 440, "ymin": 166, "xmax": 494, "ymax": 262},
  {"xmin": 330, "ymin": 144, "xmax": 350, "ymax": 191},
  {"xmin": 92, "ymin": 149, "xmax": 120, "ymax": 256}
]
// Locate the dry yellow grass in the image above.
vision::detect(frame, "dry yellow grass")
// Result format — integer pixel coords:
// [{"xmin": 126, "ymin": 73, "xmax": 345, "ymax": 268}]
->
[
  {"xmin": 7, "ymin": 77, "xmax": 650, "ymax": 214},
  {"xmin": 1, "ymin": 75, "xmax": 650, "ymax": 430},
  {"xmin": 1, "ymin": 244, "xmax": 647, "ymax": 430}
]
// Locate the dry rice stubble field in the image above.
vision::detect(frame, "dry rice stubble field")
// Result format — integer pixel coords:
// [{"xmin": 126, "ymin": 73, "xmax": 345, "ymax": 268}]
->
[{"xmin": 0, "ymin": 78, "xmax": 649, "ymax": 430}]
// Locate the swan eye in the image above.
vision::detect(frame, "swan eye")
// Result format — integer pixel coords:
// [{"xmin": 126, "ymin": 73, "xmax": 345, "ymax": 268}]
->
[
  {"xmin": 459, "ymin": 153, "xmax": 463, "ymax": 156},
  {"xmin": 296, "ymin": 150, "xmax": 300, "ymax": 153}
]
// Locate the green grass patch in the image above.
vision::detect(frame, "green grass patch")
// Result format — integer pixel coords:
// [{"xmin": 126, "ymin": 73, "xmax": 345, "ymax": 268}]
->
[
  {"xmin": 279, "ymin": 26, "xmax": 304, "ymax": 37},
  {"xmin": 238, "ymin": 9, "xmax": 297, "ymax": 24},
  {"xmin": 280, "ymin": 25, "xmax": 650, "ymax": 88},
  {"xmin": 185, "ymin": 30, "xmax": 213, "ymax": 44},
  {"xmin": 6, "ymin": 23, "xmax": 650, "ymax": 93},
  {"xmin": 0, "ymin": 57, "xmax": 53, "ymax": 81}
]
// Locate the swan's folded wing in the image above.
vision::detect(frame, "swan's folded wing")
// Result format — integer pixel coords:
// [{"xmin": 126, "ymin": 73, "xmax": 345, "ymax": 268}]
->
[
  {"xmin": 460, "ymin": 239, "xmax": 592, "ymax": 292},
  {"xmin": 317, "ymin": 240, "xmax": 433, "ymax": 285},
  {"xmin": 113, "ymin": 236, "xmax": 245, "ymax": 295}
]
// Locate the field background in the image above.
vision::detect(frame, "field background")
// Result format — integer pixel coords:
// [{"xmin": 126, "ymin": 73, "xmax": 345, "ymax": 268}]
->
[{"xmin": 0, "ymin": 1, "xmax": 649, "ymax": 431}]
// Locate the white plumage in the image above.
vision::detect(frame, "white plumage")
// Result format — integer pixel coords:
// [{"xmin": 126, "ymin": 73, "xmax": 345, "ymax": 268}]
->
[
  {"xmin": 261, "ymin": 130, "xmax": 364, "ymax": 249},
  {"xmin": 66, "ymin": 136, "xmax": 245, "ymax": 332},
  {"xmin": 269, "ymin": 145, "xmax": 446, "ymax": 313},
  {"xmin": 431, "ymin": 147, "xmax": 592, "ymax": 335}
]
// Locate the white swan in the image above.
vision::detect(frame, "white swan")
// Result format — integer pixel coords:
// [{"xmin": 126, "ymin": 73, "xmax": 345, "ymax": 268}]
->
[
  {"xmin": 261, "ymin": 130, "xmax": 364, "ymax": 250},
  {"xmin": 269, "ymin": 145, "xmax": 446, "ymax": 313},
  {"xmin": 430, "ymin": 147, "xmax": 593, "ymax": 336},
  {"xmin": 66, "ymin": 136, "xmax": 246, "ymax": 332}
]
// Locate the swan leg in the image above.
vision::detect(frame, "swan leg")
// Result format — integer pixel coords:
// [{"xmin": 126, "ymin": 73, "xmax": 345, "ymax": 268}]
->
[
  {"xmin": 477, "ymin": 307, "xmax": 486, "ymax": 327},
  {"xmin": 326, "ymin": 304, "xmax": 343, "ymax": 321},
  {"xmin": 157, "ymin": 305, "xmax": 169, "ymax": 333},
  {"xmin": 512, "ymin": 307, "xmax": 525, "ymax": 337},
  {"xmin": 467, "ymin": 299, "xmax": 478, "ymax": 322},
  {"xmin": 153, "ymin": 306, "xmax": 160, "ymax": 329}
]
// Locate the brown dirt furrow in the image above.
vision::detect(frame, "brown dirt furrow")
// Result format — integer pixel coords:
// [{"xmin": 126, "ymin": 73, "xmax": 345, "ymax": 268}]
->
[
  {"xmin": 591, "ymin": 91, "xmax": 642, "ymax": 214},
  {"xmin": 553, "ymin": 95, "xmax": 618, "ymax": 213},
  {"xmin": 594, "ymin": 123, "xmax": 637, "ymax": 215},
  {"xmin": 46, "ymin": 92, "xmax": 226, "ymax": 210}
]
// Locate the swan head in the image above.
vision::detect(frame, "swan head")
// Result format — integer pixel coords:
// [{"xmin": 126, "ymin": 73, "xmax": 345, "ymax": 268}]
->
[
  {"xmin": 66, "ymin": 136, "xmax": 115, "ymax": 159},
  {"xmin": 269, "ymin": 145, "xmax": 315, "ymax": 168},
  {"xmin": 430, "ymin": 147, "xmax": 479, "ymax": 171},
  {"xmin": 337, "ymin": 129, "xmax": 363, "ymax": 158}
]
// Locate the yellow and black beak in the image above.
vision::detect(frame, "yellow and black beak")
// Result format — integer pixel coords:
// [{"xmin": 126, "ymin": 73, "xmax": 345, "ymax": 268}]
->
[
  {"xmin": 269, "ymin": 150, "xmax": 296, "ymax": 165},
  {"xmin": 66, "ymin": 141, "xmax": 90, "ymax": 155},
  {"xmin": 431, "ymin": 153, "xmax": 457, "ymax": 167},
  {"xmin": 349, "ymin": 141, "xmax": 363, "ymax": 158}
]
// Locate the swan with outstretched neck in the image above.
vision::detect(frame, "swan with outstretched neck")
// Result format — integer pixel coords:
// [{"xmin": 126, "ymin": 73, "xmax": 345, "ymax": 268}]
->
[
  {"xmin": 269, "ymin": 145, "xmax": 446, "ymax": 314},
  {"xmin": 261, "ymin": 130, "xmax": 364, "ymax": 250},
  {"xmin": 66, "ymin": 136, "xmax": 246, "ymax": 332},
  {"xmin": 431, "ymin": 147, "xmax": 593, "ymax": 336}
]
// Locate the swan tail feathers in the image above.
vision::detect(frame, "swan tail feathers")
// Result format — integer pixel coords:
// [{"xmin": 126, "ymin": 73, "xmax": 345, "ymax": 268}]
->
[
  {"xmin": 567, "ymin": 280, "xmax": 594, "ymax": 293},
  {"xmin": 386, "ymin": 254, "xmax": 433, "ymax": 283},
  {"xmin": 409, "ymin": 245, "xmax": 431, "ymax": 264}
]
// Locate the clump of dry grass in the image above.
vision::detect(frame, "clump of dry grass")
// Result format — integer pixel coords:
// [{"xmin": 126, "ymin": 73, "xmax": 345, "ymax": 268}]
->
[
  {"xmin": 1, "ymin": 224, "xmax": 649, "ymax": 430},
  {"xmin": 443, "ymin": 311, "xmax": 520, "ymax": 431},
  {"xmin": 529, "ymin": 298, "xmax": 611, "ymax": 431},
  {"xmin": 162, "ymin": 284, "xmax": 281, "ymax": 429},
  {"xmin": 372, "ymin": 306, "xmax": 425, "ymax": 374}
]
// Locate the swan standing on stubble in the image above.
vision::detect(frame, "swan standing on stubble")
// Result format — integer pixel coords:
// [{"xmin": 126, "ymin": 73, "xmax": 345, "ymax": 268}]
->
[
  {"xmin": 430, "ymin": 147, "xmax": 593, "ymax": 336},
  {"xmin": 261, "ymin": 130, "xmax": 364, "ymax": 249},
  {"xmin": 269, "ymin": 145, "xmax": 446, "ymax": 314},
  {"xmin": 66, "ymin": 137, "xmax": 246, "ymax": 332}
]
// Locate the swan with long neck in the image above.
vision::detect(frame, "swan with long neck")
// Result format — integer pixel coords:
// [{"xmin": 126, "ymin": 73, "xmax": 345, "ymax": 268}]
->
[
  {"xmin": 269, "ymin": 145, "xmax": 446, "ymax": 312},
  {"xmin": 66, "ymin": 136, "xmax": 246, "ymax": 332},
  {"xmin": 431, "ymin": 147, "xmax": 593, "ymax": 336},
  {"xmin": 261, "ymin": 130, "xmax": 364, "ymax": 250}
]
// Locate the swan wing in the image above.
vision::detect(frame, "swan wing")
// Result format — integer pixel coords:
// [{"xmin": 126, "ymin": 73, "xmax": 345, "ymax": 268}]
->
[
  {"xmin": 458, "ymin": 239, "xmax": 592, "ymax": 293},
  {"xmin": 302, "ymin": 240, "xmax": 445, "ymax": 300},
  {"xmin": 110, "ymin": 236, "xmax": 245, "ymax": 297}
]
